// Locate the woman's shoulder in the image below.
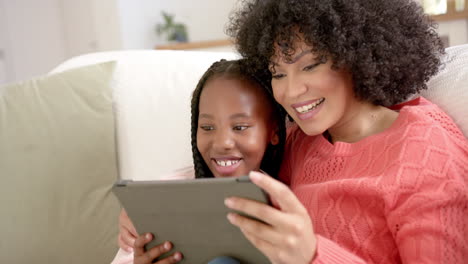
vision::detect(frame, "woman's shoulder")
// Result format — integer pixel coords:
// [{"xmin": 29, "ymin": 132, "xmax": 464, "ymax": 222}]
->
[{"xmin": 392, "ymin": 97, "xmax": 467, "ymax": 143}]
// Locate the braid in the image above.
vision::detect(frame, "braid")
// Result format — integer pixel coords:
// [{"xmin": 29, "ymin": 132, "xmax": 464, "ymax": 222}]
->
[
  {"xmin": 190, "ymin": 61, "xmax": 226, "ymax": 178},
  {"xmin": 191, "ymin": 59, "xmax": 287, "ymax": 178}
]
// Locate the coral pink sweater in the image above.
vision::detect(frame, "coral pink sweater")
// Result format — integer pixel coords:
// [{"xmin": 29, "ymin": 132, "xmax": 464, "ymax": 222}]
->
[{"xmin": 280, "ymin": 97, "xmax": 468, "ymax": 263}]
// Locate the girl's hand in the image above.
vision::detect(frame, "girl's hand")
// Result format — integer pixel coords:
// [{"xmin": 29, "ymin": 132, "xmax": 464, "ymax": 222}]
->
[
  {"xmin": 134, "ymin": 233, "xmax": 183, "ymax": 264},
  {"xmin": 225, "ymin": 171, "xmax": 317, "ymax": 264},
  {"xmin": 118, "ymin": 208, "xmax": 138, "ymax": 252}
]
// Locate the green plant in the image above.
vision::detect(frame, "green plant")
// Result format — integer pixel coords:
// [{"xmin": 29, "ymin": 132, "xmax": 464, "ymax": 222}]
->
[{"xmin": 156, "ymin": 11, "xmax": 188, "ymax": 42}]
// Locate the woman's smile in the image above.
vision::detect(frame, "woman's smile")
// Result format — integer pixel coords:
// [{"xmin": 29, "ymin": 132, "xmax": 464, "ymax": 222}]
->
[{"xmin": 292, "ymin": 98, "xmax": 326, "ymax": 120}]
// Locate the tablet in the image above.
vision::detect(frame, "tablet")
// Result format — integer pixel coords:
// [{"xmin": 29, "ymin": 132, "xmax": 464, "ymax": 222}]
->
[{"xmin": 112, "ymin": 176, "xmax": 270, "ymax": 264}]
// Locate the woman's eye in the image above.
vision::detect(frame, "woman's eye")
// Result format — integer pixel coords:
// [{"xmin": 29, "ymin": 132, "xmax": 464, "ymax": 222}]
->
[
  {"xmin": 303, "ymin": 63, "xmax": 320, "ymax": 72},
  {"xmin": 233, "ymin": 125, "xmax": 248, "ymax": 131},
  {"xmin": 200, "ymin": 125, "xmax": 214, "ymax": 131},
  {"xmin": 271, "ymin": 73, "xmax": 285, "ymax": 80}
]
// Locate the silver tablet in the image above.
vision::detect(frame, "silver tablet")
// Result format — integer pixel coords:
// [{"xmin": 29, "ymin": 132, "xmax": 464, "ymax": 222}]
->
[{"xmin": 112, "ymin": 176, "xmax": 270, "ymax": 264}]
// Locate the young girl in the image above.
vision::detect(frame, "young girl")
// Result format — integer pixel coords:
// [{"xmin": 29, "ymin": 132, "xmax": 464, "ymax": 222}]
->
[
  {"xmin": 112, "ymin": 59, "xmax": 286, "ymax": 264},
  {"xmin": 221, "ymin": 0, "xmax": 468, "ymax": 263}
]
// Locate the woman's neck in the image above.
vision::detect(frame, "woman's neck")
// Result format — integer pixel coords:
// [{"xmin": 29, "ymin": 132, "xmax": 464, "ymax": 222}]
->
[{"xmin": 327, "ymin": 102, "xmax": 398, "ymax": 144}]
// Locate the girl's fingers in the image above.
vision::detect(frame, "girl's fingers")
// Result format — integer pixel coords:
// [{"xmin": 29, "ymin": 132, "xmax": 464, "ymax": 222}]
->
[
  {"xmin": 119, "ymin": 226, "xmax": 137, "ymax": 250},
  {"xmin": 118, "ymin": 233, "xmax": 134, "ymax": 252},
  {"xmin": 249, "ymin": 171, "xmax": 307, "ymax": 214},
  {"xmin": 154, "ymin": 252, "xmax": 184, "ymax": 264},
  {"xmin": 133, "ymin": 233, "xmax": 182, "ymax": 264},
  {"xmin": 133, "ymin": 233, "xmax": 153, "ymax": 257},
  {"xmin": 119, "ymin": 208, "xmax": 138, "ymax": 251},
  {"xmin": 120, "ymin": 209, "xmax": 138, "ymax": 236}
]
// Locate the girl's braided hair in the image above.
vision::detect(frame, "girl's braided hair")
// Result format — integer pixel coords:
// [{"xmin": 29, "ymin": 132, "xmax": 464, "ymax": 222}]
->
[{"xmin": 190, "ymin": 59, "xmax": 286, "ymax": 178}]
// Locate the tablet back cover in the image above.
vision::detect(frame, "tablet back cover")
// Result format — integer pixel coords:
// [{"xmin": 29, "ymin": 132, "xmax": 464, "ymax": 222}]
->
[{"xmin": 112, "ymin": 176, "xmax": 270, "ymax": 264}]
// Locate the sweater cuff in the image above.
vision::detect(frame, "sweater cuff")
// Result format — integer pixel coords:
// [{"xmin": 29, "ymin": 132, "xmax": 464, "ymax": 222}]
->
[{"xmin": 311, "ymin": 235, "xmax": 365, "ymax": 264}]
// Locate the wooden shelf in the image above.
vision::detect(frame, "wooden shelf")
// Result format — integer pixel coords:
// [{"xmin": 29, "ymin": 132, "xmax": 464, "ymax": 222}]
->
[{"xmin": 155, "ymin": 39, "xmax": 233, "ymax": 50}]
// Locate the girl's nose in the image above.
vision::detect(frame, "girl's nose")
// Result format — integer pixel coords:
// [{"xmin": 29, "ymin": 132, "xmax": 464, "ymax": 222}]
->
[{"xmin": 213, "ymin": 130, "xmax": 235, "ymax": 150}]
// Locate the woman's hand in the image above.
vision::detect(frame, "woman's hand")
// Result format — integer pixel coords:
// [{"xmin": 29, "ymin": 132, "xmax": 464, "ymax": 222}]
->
[
  {"xmin": 118, "ymin": 208, "xmax": 138, "ymax": 252},
  {"xmin": 134, "ymin": 233, "xmax": 183, "ymax": 264},
  {"xmin": 225, "ymin": 171, "xmax": 317, "ymax": 264}
]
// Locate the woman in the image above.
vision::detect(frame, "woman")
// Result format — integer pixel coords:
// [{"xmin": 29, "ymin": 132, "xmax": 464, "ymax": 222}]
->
[{"xmin": 223, "ymin": 0, "xmax": 468, "ymax": 263}]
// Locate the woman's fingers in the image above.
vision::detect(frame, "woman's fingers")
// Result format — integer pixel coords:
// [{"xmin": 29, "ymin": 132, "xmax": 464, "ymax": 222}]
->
[
  {"xmin": 225, "ymin": 171, "xmax": 317, "ymax": 263},
  {"xmin": 225, "ymin": 196, "xmax": 284, "ymax": 227},
  {"xmin": 240, "ymin": 227, "xmax": 278, "ymax": 259},
  {"xmin": 227, "ymin": 212, "xmax": 286, "ymax": 244},
  {"xmin": 249, "ymin": 171, "xmax": 307, "ymax": 214}
]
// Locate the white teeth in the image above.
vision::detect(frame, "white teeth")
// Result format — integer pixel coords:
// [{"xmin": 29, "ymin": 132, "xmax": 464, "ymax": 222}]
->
[
  {"xmin": 295, "ymin": 98, "xmax": 324, "ymax": 114},
  {"xmin": 216, "ymin": 159, "xmax": 239, "ymax": 167}
]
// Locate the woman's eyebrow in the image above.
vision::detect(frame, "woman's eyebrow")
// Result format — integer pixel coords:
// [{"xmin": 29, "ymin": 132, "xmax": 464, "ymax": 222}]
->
[
  {"xmin": 289, "ymin": 50, "xmax": 312, "ymax": 64},
  {"xmin": 270, "ymin": 50, "xmax": 313, "ymax": 66}
]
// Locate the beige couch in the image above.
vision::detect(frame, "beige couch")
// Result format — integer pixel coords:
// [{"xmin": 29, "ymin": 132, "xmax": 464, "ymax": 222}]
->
[{"xmin": 0, "ymin": 45, "xmax": 466, "ymax": 263}]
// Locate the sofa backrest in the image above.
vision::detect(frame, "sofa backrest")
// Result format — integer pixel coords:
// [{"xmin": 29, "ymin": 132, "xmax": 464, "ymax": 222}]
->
[
  {"xmin": 51, "ymin": 45, "xmax": 468, "ymax": 183},
  {"xmin": 419, "ymin": 44, "xmax": 468, "ymax": 138}
]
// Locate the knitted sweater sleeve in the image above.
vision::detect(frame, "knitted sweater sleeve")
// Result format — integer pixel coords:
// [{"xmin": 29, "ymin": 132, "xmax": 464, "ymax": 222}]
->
[
  {"xmin": 385, "ymin": 166, "xmax": 468, "ymax": 263},
  {"xmin": 383, "ymin": 125, "xmax": 468, "ymax": 262},
  {"xmin": 311, "ymin": 236, "xmax": 366, "ymax": 263},
  {"xmin": 381, "ymin": 103, "xmax": 468, "ymax": 263}
]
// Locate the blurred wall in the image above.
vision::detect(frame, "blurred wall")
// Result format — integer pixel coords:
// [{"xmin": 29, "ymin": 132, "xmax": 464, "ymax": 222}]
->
[
  {"xmin": 0, "ymin": 0, "xmax": 467, "ymax": 84},
  {"xmin": 116, "ymin": 0, "xmax": 238, "ymax": 49}
]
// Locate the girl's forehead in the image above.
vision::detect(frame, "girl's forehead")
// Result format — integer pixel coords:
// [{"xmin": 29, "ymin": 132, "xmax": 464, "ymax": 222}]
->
[
  {"xmin": 200, "ymin": 76, "xmax": 273, "ymax": 111},
  {"xmin": 202, "ymin": 77, "xmax": 259, "ymax": 100}
]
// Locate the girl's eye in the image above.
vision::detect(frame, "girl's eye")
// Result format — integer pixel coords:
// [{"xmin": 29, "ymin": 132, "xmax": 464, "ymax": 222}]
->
[
  {"xmin": 271, "ymin": 73, "xmax": 285, "ymax": 80},
  {"xmin": 233, "ymin": 125, "xmax": 249, "ymax": 131},
  {"xmin": 200, "ymin": 125, "xmax": 214, "ymax": 131}
]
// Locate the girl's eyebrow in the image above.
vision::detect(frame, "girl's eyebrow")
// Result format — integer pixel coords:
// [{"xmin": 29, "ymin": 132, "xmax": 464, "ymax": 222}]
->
[
  {"xmin": 199, "ymin": 113, "xmax": 213, "ymax": 119},
  {"xmin": 199, "ymin": 113, "xmax": 252, "ymax": 120},
  {"xmin": 230, "ymin": 113, "xmax": 251, "ymax": 119}
]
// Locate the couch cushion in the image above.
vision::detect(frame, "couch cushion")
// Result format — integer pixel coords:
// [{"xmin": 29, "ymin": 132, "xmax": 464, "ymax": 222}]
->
[
  {"xmin": 422, "ymin": 44, "xmax": 468, "ymax": 137},
  {"xmin": 0, "ymin": 62, "xmax": 120, "ymax": 263}
]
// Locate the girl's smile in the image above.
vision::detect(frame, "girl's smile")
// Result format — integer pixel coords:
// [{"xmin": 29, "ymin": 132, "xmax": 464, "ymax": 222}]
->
[{"xmin": 211, "ymin": 156, "xmax": 242, "ymax": 175}]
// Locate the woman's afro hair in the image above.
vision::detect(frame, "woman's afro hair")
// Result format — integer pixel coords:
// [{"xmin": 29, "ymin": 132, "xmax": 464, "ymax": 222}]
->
[{"xmin": 227, "ymin": 0, "xmax": 445, "ymax": 106}]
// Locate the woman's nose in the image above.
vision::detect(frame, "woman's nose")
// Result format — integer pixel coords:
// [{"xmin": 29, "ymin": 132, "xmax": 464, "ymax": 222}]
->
[{"xmin": 285, "ymin": 75, "xmax": 308, "ymax": 99}]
